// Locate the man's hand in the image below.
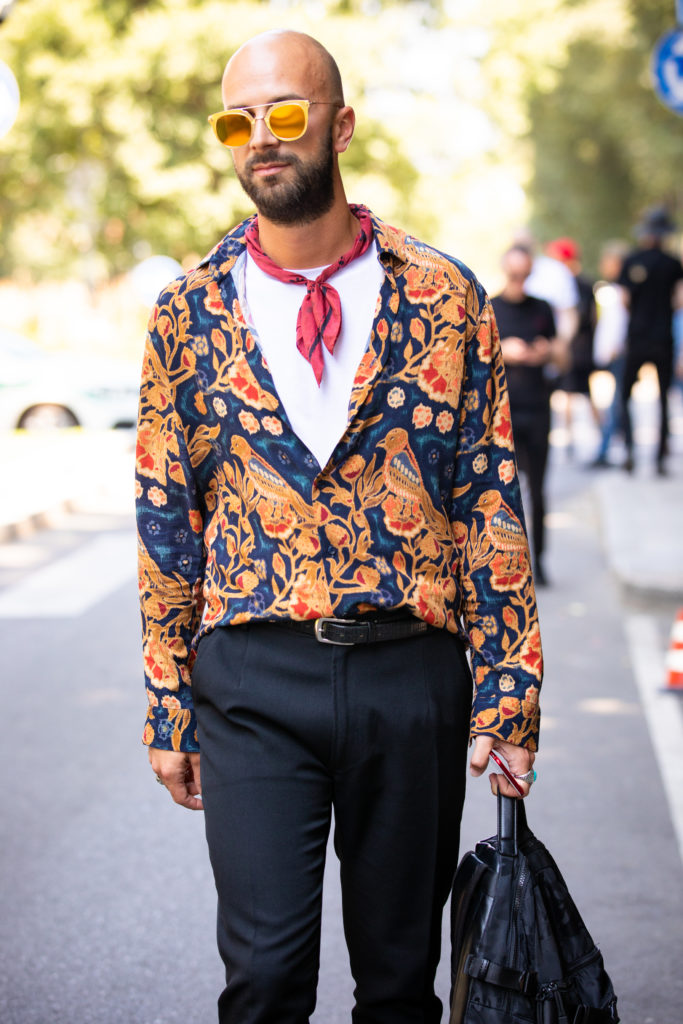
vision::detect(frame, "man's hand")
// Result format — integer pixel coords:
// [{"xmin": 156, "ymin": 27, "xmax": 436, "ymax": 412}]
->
[
  {"xmin": 499, "ymin": 336, "xmax": 529, "ymax": 365},
  {"xmin": 526, "ymin": 336, "xmax": 553, "ymax": 366},
  {"xmin": 469, "ymin": 734, "xmax": 535, "ymax": 799},
  {"xmin": 148, "ymin": 748, "xmax": 203, "ymax": 811}
]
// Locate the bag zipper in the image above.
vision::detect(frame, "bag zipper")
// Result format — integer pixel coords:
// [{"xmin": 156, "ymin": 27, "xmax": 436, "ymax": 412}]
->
[
  {"xmin": 536, "ymin": 981, "xmax": 570, "ymax": 1024},
  {"xmin": 536, "ymin": 948, "xmax": 605, "ymax": 1022},
  {"xmin": 566, "ymin": 945, "xmax": 602, "ymax": 973},
  {"xmin": 512, "ymin": 863, "xmax": 529, "ymax": 966}
]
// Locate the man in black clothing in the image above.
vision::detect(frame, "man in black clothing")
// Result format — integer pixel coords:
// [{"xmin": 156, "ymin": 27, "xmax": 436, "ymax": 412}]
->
[
  {"xmin": 492, "ymin": 246, "xmax": 557, "ymax": 586},
  {"xmin": 619, "ymin": 207, "xmax": 683, "ymax": 474}
]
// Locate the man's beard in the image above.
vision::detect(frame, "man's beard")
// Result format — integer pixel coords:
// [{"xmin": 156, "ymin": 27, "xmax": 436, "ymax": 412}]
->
[{"xmin": 235, "ymin": 132, "xmax": 335, "ymax": 226}]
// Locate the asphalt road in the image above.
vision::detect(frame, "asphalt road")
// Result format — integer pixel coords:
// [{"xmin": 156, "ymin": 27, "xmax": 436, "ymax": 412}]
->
[{"xmin": 1, "ymin": 443, "xmax": 682, "ymax": 1023}]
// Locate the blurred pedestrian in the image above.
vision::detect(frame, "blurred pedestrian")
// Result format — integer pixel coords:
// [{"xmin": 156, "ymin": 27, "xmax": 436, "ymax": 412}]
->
[
  {"xmin": 136, "ymin": 30, "xmax": 540, "ymax": 1024},
  {"xmin": 519, "ymin": 231, "xmax": 579, "ymax": 355},
  {"xmin": 491, "ymin": 245, "xmax": 558, "ymax": 585},
  {"xmin": 619, "ymin": 206, "xmax": 683, "ymax": 474},
  {"xmin": 544, "ymin": 237, "xmax": 599, "ymax": 457},
  {"xmin": 590, "ymin": 241, "xmax": 630, "ymax": 468}
]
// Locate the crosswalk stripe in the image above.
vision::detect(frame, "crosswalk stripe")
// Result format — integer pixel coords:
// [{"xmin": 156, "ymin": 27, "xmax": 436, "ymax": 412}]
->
[{"xmin": 0, "ymin": 531, "xmax": 136, "ymax": 618}]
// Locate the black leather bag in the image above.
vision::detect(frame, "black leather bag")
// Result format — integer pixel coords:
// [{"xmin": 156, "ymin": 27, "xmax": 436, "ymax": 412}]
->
[{"xmin": 450, "ymin": 794, "xmax": 619, "ymax": 1024}]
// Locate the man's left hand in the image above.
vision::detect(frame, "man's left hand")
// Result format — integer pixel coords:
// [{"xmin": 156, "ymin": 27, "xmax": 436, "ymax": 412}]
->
[{"xmin": 469, "ymin": 735, "xmax": 536, "ymax": 798}]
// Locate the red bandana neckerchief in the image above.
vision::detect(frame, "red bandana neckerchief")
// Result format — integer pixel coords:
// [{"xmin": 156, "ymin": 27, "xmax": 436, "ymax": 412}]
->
[{"xmin": 244, "ymin": 204, "xmax": 374, "ymax": 386}]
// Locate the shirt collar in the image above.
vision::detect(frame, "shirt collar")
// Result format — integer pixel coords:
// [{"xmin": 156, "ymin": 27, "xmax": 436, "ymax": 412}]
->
[{"xmin": 196, "ymin": 208, "xmax": 410, "ymax": 281}]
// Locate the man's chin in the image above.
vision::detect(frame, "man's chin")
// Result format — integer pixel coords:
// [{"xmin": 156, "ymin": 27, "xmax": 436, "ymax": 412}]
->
[
  {"xmin": 238, "ymin": 154, "xmax": 335, "ymax": 224},
  {"xmin": 244, "ymin": 186, "xmax": 331, "ymax": 226},
  {"xmin": 249, "ymin": 194, "xmax": 301, "ymax": 224},
  {"xmin": 249, "ymin": 168, "xmax": 290, "ymax": 188},
  {"xmin": 255, "ymin": 205, "xmax": 323, "ymax": 227},
  {"xmin": 241, "ymin": 176, "xmax": 292, "ymax": 211}
]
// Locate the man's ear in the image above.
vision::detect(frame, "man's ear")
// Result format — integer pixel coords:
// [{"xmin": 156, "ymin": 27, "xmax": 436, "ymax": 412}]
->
[{"xmin": 333, "ymin": 105, "xmax": 355, "ymax": 154}]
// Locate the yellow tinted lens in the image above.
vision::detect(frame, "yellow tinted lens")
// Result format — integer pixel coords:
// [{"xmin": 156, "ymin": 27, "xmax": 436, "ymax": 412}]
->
[
  {"xmin": 215, "ymin": 112, "xmax": 252, "ymax": 147},
  {"xmin": 267, "ymin": 102, "xmax": 307, "ymax": 140}
]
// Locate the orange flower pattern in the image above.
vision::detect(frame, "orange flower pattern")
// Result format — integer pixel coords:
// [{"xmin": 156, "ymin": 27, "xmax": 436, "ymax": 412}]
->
[{"xmin": 136, "ymin": 210, "xmax": 542, "ymax": 752}]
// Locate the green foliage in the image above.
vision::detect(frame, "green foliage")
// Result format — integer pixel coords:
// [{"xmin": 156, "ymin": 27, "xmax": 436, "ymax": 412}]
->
[{"xmin": 523, "ymin": 0, "xmax": 683, "ymax": 271}]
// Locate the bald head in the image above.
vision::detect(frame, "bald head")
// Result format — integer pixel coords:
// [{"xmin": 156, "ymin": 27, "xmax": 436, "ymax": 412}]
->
[{"xmin": 222, "ymin": 31, "xmax": 344, "ymax": 109}]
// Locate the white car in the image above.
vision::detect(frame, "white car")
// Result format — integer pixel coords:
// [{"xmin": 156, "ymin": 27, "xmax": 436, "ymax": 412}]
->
[{"xmin": 0, "ymin": 328, "xmax": 141, "ymax": 430}]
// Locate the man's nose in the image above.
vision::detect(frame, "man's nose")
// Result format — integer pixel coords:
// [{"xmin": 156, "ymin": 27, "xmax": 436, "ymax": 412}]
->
[{"xmin": 249, "ymin": 114, "xmax": 278, "ymax": 148}]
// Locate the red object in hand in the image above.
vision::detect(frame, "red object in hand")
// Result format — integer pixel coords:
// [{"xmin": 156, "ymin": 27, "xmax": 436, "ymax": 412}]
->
[{"xmin": 489, "ymin": 750, "xmax": 525, "ymax": 797}]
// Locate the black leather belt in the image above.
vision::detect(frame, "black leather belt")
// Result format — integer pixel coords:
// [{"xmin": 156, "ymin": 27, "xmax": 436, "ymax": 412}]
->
[{"xmin": 277, "ymin": 614, "xmax": 430, "ymax": 646}]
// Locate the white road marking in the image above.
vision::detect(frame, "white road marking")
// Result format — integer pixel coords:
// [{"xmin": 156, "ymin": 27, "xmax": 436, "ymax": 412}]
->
[
  {"xmin": 625, "ymin": 614, "xmax": 683, "ymax": 865},
  {"xmin": 0, "ymin": 531, "xmax": 136, "ymax": 618}
]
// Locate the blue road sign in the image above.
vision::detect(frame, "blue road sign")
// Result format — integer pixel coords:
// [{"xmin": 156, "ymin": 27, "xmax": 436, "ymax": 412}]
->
[{"xmin": 652, "ymin": 28, "xmax": 683, "ymax": 116}]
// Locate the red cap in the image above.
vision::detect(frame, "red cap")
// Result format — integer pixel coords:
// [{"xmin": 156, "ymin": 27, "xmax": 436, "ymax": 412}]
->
[{"xmin": 546, "ymin": 237, "xmax": 580, "ymax": 263}]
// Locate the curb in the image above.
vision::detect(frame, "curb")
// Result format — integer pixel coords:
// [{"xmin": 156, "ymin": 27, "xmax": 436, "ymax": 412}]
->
[
  {"xmin": 0, "ymin": 499, "xmax": 74, "ymax": 544},
  {"xmin": 1, "ymin": 429, "xmax": 136, "ymax": 545},
  {"xmin": 592, "ymin": 468, "xmax": 683, "ymax": 606}
]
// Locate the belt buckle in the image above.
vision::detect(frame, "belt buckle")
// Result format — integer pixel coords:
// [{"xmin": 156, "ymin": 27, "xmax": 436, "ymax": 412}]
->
[{"xmin": 314, "ymin": 617, "xmax": 358, "ymax": 645}]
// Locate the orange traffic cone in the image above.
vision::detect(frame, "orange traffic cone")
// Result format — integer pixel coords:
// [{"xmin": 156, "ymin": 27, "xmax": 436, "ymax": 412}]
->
[{"xmin": 665, "ymin": 609, "xmax": 683, "ymax": 689}]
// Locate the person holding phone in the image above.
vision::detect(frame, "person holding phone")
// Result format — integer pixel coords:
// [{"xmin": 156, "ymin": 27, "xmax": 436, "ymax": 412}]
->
[{"xmin": 137, "ymin": 30, "xmax": 540, "ymax": 1024}]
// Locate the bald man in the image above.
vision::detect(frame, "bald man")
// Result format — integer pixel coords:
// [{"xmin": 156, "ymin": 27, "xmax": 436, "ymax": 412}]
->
[{"xmin": 137, "ymin": 30, "xmax": 541, "ymax": 1024}]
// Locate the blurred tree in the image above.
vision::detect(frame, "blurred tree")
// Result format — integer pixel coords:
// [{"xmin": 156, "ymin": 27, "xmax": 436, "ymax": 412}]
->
[{"xmin": 522, "ymin": 0, "xmax": 683, "ymax": 270}]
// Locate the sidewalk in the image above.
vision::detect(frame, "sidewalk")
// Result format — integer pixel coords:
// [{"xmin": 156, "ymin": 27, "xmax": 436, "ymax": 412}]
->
[
  {"xmin": 592, "ymin": 450, "xmax": 683, "ymax": 605},
  {"xmin": 552, "ymin": 380, "xmax": 683, "ymax": 607}
]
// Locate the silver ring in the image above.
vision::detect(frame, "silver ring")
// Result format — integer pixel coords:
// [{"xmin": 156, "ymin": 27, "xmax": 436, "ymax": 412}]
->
[
  {"xmin": 514, "ymin": 768, "xmax": 537, "ymax": 786},
  {"xmin": 155, "ymin": 775, "xmax": 165, "ymax": 785}
]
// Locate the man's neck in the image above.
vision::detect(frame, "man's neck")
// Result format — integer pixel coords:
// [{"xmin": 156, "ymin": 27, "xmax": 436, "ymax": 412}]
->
[{"xmin": 254, "ymin": 199, "xmax": 360, "ymax": 270}]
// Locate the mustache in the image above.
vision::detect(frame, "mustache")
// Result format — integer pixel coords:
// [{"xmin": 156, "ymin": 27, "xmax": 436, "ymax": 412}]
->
[{"xmin": 244, "ymin": 153, "xmax": 299, "ymax": 173}]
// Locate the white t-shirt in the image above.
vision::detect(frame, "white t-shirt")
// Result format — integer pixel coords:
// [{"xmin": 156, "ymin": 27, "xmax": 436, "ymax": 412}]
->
[
  {"xmin": 235, "ymin": 243, "xmax": 385, "ymax": 468},
  {"xmin": 526, "ymin": 255, "xmax": 579, "ymax": 312},
  {"xmin": 592, "ymin": 283, "xmax": 628, "ymax": 367}
]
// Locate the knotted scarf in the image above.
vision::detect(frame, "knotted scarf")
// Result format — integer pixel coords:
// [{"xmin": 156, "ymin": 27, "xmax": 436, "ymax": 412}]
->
[{"xmin": 244, "ymin": 204, "xmax": 374, "ymax": 386}]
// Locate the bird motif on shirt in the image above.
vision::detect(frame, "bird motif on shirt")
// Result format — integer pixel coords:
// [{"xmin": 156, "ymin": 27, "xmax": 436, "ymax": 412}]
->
[
  {"xmin": 231, "ymin": 436, "xmax": 311, "ymax": 528},
  {"xmin": 379, "ymin": 428, "xmax": 426, "ymax": 516},
  {"xmin": 473, "ymin": 490, "xmax": 527, "ymax": 553}
]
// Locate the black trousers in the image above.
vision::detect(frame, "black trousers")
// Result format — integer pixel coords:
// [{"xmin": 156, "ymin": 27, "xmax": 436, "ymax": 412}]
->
[
  {"xmin": 192, "ymin": 622, "xmax": 473, "ymax": 1024},
  {"xmin": 509, "ymin": 406, "xmax": 550, "ymax": 562},
  {"xmin": 621, "ymin": 349, "xmax": 673, "ymax": 463}
]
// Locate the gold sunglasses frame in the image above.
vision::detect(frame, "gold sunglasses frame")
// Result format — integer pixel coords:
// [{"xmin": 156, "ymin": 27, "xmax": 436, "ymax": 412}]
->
[{"xmin": 208, "ymin": 99, "xmax": 341, "ymax": 148}]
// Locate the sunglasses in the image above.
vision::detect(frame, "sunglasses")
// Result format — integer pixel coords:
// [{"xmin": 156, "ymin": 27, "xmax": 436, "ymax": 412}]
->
[{"xmin": 208, "ymin": 99, "xmax": 340, "ymax": 148}]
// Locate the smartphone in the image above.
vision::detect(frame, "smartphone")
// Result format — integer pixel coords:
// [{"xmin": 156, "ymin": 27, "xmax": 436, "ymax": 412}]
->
[{"xmin": 488, "ymin": 750, "xmax": 525, "ymax": 797}]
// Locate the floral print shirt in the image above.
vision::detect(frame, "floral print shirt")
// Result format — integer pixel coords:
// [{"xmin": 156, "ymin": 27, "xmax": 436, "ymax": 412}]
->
[{"xmin": 136, "ymin": 209, "xmax": 543, "ymax": 753}]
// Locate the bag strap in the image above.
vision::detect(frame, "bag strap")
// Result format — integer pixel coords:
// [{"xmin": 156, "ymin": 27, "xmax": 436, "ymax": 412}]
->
[
  {"xmin": 465, "ymin": 953, "xmax": 538, "ymax": 996},
  {"xmin": 497, "ymin": 793, "xmax": 518, "ymax": 856},
  {"xmin": 451, "ymin": 857, "xmax": 489, "ymax": 960},
  {"xmin": 572, "ymin": 1005, "xmax": 620, "ymax": 1024}
]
